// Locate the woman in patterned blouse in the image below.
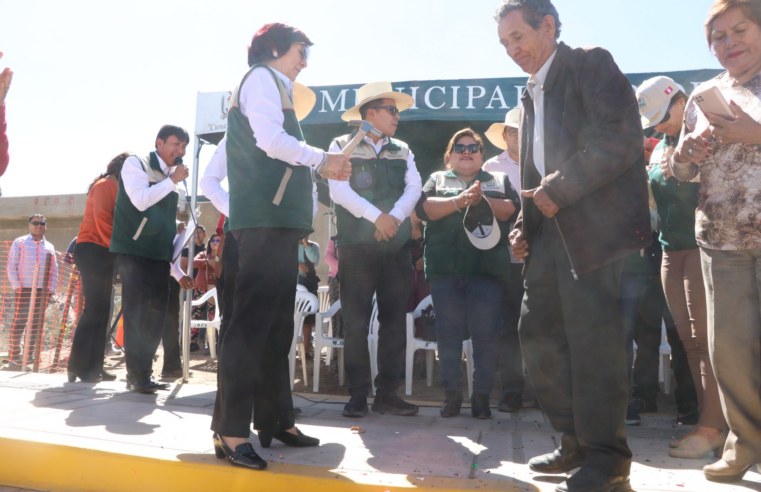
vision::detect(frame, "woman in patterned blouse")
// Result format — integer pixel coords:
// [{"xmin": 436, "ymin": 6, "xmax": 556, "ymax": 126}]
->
[{"xmin": 671, "ymin": 0, "xmax": 761, "ymax": 483}]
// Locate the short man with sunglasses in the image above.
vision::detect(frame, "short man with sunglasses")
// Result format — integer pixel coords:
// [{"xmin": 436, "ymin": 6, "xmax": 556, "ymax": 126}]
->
[
  {"xmin": 328, "ymin": 82, "xmax": 422, "ymax": 418},
  {"xmin": 6, "ymin": 214, "xmax": 58, "ymax": 370}
]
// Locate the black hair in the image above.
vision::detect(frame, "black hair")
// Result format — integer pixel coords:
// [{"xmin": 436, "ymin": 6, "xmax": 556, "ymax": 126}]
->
[
  {"xmin": 88, "ymin": 152, "xmax": 129, "ymax": 194},
  {"xmin": 494, "ymin": 0, "xmax": 562, "ymax": 39},
  {"xmin": 248, "ymin": 23, "xmax": 313, "ymax": 66},
  {"xmin": 206, "ymin": 233, "xmax": 220, "ymax": 255},
  {"xmin": 29, "ymin": 214, "xmax": 46, "ymax": 223},
  {"xmin": 155, "ymin": 125, "xmax": 190, "ymax": 149}
]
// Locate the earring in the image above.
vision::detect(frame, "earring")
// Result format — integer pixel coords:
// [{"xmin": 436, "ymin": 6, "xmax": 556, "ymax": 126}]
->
[{"xmin": 272, "ymin": 51, "xmax": 278, "ymax": 58}]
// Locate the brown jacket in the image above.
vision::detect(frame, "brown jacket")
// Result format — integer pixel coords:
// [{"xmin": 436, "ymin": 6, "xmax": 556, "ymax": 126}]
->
[{"xmin": 515, "ymin": 42, "xmax": 651, "ymax": 277}]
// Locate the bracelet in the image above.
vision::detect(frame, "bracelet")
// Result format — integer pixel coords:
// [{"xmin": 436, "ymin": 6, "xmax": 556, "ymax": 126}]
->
[{"xmin": 452, "ymin": 197, "xmax": 461, "ymax": 212}]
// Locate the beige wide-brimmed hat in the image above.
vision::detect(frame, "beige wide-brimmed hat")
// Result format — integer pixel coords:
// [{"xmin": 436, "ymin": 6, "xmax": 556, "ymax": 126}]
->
[
  {"xmin": 485, "ymin": 108, "xmax": 520, "ymax": 150},
  {"xmin": 293, "ymin": 82, "xmax": 317, "ymax": 122},
  {"xmin": 341, "ymin": 81, "xmax": 414, "ymax": 122}
]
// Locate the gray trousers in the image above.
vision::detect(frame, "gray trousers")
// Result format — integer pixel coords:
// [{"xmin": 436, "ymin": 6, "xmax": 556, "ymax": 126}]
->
[{"xmin": 700, "ymin": 248, "xmax": 761, "ymax": 467}]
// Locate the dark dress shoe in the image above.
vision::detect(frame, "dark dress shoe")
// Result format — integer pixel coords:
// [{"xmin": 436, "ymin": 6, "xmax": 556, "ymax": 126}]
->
[
  {"xmin": 555, "ymin": 467, "xmax": 631, "ymax": 492},
  {"xmin": 259, "ymin": 428, "xmax": 319, "ymax": 448},
  {"xmin": 343, "ymin": 396, "xmax": 369, "ymax": 418},
  {"xmin": 212, "ymin": 433, "xmax": 267, "ymax": 470},
  {"xmin": 160, "ymin": 369, "xmax": 192, "ymax": 379},
  {"xmin": 529, "ymin": 448, "xmax": 585, "ymax": 474},
  {"xmin": 67, "ymin": 370, "xmax": 103, "ymax": 383},
  {"xmin": 498, "ymin": 393, "xmax": 522, "ymax": 413},
  {"xmin": 440, "ymin": 390, "xmax": 463, "ymax": 418},
  {"xmin": 371, "ymin": 391, "xmax": 419, "ymax": 416},
  {"xmin": 100, "ymin": 370, "xmax": 117, "ymax": 381},
  {"xmin": 471, "ymin": 393, "xmax": 492, "ymax": 419},
  {"xmin": 126, "ymin": 378, "xmax": 170, "ymax": 394}
]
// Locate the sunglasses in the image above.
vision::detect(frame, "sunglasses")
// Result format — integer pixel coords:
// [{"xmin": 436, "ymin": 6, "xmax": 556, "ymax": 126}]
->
[
  {"xmin": 659, "ymin": 100, "xmax": 680, "ymax": 125},
  {"xmin": 295, "ymin": 42, "xmax": 310, "ymax": 62},
  {"xmin": 452, "ymin": 143, "xmax": 482, "ymax": 154},
  {"xmin": 210, "ymin": 239, "xmax": 221, "ymax": 243},
  {"xmin": 30, "ymin": 221, "xmax": 47, "ymax": 226},
  {"xmin": 370, "ymin": 105, "xmax": 399, "ymax": 117}
]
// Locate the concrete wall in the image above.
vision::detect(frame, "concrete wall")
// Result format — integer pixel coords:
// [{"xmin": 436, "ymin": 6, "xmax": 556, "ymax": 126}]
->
[{"xmin": 0, "ymin": 193, "xmax": 332, "ymax": 283}]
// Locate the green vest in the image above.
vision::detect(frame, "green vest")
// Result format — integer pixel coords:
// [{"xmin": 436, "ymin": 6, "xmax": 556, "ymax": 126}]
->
[
  {"xmin": 110, "ymin": 152, "xmax": 179, "ymax": 262},
  {"xmin": 333, "ymin": 135, "xmax": 412, "ymax": 248},
  {"xmin": 226, "ymin": 64, "xmax": 313, "ymax": 234},
  {"xmin": 423, "ymin": 170, "xmax": 512, "ymax": 281}
]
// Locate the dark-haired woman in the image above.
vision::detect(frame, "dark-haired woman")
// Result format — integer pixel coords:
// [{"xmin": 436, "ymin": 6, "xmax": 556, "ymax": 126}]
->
[
  {"xmin": 415, "ymin": 129, "xmax": 518, "ymax": 419},
  {"xmin": 210, "ymin": 22, "xmax": 350, "ymax": 470},
  {"xmin": 637, "ymin": 76, "xmax": 727, "ymax": 459},
  {"xmin": 67, "ymin": 153, "xmax": 129, "ymax": 382},
  {"xmin": 191, "ymin": 234, "xmax": 219, "ymax": 345}
]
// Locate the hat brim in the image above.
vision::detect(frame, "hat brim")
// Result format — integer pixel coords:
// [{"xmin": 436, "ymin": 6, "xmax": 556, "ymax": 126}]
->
[
  {"xmin": 463, "ymin": 200, "xmax": 502, "ymax": 251},
  {"xmin": 641, "ymin": 100, "xmax": 671, "ymax": 129},
  {"xmin": 294, "ymin": 82, "xmax": 316, "ymax": 122},
  {"xmin": 485, "ymin": 123, "xmax": 508, "ymax": 150},
  {"xmin": 341, "ymin": 91, "xmax": 414, "ymax": 122}
]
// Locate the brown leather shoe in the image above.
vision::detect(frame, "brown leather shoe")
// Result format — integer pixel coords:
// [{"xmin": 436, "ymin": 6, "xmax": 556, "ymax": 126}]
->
[{"xmin": 703, "ymin": 459, "xmax": 754, "ymax": 483}]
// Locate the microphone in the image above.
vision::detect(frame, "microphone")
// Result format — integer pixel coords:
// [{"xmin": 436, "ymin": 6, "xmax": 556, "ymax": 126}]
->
[{"xmin": 175, "ymin": 157, "xmax": 189, "ymax": 193}]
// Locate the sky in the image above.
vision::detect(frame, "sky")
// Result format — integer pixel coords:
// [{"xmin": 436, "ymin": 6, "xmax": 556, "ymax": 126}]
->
[{"xmin": 0, "ymin": 0, "xmax": 722, "ymax": 198}]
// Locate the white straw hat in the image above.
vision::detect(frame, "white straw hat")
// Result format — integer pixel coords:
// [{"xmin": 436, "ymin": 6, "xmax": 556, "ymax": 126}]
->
[
  {"xmin": 293, "ymin": 82, "xmax": 316, "ymax": 122},
  {"xmin": 341, "ymin": 81, "xmax": 414, "ymax": 122},
  {"xmin": 485, "ymin": 108, "xmax": 521, "ymax": 150}
]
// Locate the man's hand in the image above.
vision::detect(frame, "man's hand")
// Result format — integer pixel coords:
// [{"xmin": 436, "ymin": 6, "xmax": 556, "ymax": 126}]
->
[
  {"xmin": 178, "ymin": 276, "xmax": 194, "ymax": 290},
  {"xmin": 415, "ymin": 257, "xmax": 424, "ymax": 271},
  {"xmin": 522, "ymin": 186, "xmax": 559, "ymax": 218},
  {"xmin": 0, "ymin": 52, "xmax": 12, "ymax": 105},
  {"xmin": 171, "ymin": 165, "xmax": 190, "ymax": 184},
  {"xmin": 375, "ymin": 213, "xmax": 401, "ymax": 241},
  {"xmin": 509, "ymin": 228, "xmax": 529, "ymax": 261},
  {"xmin": 299, "ymin": 262, "xmax": 309, "ymax": 274},
  {"xmin": 706, "ymin": 101, "xmax": 761, "ymax": 146},
  {"xmin": 177, "ymin": 222, "xmax": 186, "ymax": 234},
  {"xmin": 321, "ymin": 153, "xmax": 352, "ymax": 181}
]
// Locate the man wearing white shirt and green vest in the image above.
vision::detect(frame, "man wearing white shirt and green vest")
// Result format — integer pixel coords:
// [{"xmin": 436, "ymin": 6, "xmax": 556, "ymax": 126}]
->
[
  {"xmin": 328, "ymin": 82, "xmax": 423, "ymax": 418},
  {"xmin": 111, "ymin": 125, "xmax": 194, "ymax": 394}
]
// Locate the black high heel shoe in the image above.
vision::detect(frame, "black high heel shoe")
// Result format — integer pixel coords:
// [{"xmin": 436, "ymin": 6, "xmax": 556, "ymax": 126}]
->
[
  {"xmin": 67, "ymin": 370, "xmax": 103, "ymax": 383},
  {"xmin": 258, "ymin": 428, "xmax": 320, "ymax": 448},
  {"xmin": 212, "ymin": 433, "xmax": 267, "ymax": 470},
  {"xmin": 100, "ymin": 370, "xmax": 117, "ymax": 381}
]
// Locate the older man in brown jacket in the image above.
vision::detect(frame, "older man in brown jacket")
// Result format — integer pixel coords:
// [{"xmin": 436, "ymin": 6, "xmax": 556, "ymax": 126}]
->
[{"xmin": 497, "ymin": 1, "xmax": 651, "ymax": 492}]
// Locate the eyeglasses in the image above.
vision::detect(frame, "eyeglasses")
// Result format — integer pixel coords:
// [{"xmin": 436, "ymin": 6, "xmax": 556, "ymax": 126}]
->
[
  {"xmin": 506, "ymin": 128, "xmax": 519, "ymax": 137},
  {"xmin": 295, "ymin": 42, "xmax": 310, "ymax": 62},
  {"xmin": 30, "ymin": 221, "xmax": 46, "ymax": 227},
  {"xmin": 370, "ymin": 105, "xmax": 399, "ymax": 117},
  {"xmin": 452, "ymin": 143, "xmax": 482, "ymax": 154}
]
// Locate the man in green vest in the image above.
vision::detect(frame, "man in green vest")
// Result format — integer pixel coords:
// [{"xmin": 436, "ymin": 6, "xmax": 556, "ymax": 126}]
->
[
  {"xmin": 328, "ymin": 82, "xmax": 423, "ymax": 418},
  {"xmin": 111, "ymin": 125, "xmax": 194, "ymax": 394}
]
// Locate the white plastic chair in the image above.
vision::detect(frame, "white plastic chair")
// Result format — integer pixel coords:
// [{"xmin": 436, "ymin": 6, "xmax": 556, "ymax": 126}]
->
[
  {"xmin": 289, "ymin": 291, "xmax": 319, "ymax": 390},
  {"xmin": 296, "ymin": 284, "xmax": 308, "ymax": 292},
  {"xmin": 659, "ymin": 321, "xmax": 672, "ymax": 395},
  {"xmin": 317, "ymin": 285, "xmax": 332, "ymax": 364},
  {"xmin": 190, "ymin": 288, "xmax": 221, "ymax": 359},
  {"xmin": 404, "ymin": 295, "xmax": 474, "ymax": 397},
  {"xmin": 313, "ymin": 299, "xmax": 345, "ymax": 392}
]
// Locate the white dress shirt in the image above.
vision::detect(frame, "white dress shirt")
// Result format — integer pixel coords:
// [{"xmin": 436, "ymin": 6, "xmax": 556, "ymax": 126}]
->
[
  {"xmin": 483, "ymin": 151, "xmax": 521, "ymax": 194},
  {"xmin": 7, "ymin": 234, "xmax": 59, "ymax": 291},
  {"xmin": 121, "ymin": 153, "xmax": 185, "ymax": 281},
  {"xmin": 200, "ymin": 136, "xmax": 319, "ymax": 221},
  {"xmin": 327, "ymin": 136, "xmax": 422, "ymax": 224},
  {"xmin": 121, "ymin": 153, "xmax": 178, "ymax": 212},
  {"xmin": 527, "ymin": 49, "xmax": 558, "ymax": 178},
  {"xmin": 239, "ymin": 66, "xmax": 325, "ymax": 168}
]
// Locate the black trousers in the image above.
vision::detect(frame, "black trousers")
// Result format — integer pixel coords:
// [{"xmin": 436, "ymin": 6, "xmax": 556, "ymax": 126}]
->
[
  {"xmin": 339, "ymin": 243, "xmax": 412, "ymax": 397},
  {"xmin": 664, "ymin": 308, "xmax": 699, "ymax": 412},
  {"xmin": 211, "ymin": 228, "xmax": 300, "ymax": 438},
  {"xmin": 68, "ymin": 242, "xmax": 115, "ymax": 376},
  {"xmin": 519, "ymin": 220, "xmax": 632, "ymax": 476},
  {"xmin": 161, "ymin": 279, "xmax": 182, "ymax": 373},
  {"xmin": 216, "ymin": 230, "xmax": 239, "ymax": 353},
  {"xmin": 9, "ymin": 288, "xmax": 50, "ymax": 363},
  {"xmin": 630, "ymin": 276, "xmax": 667, "ymax": 402},
  {"xmin": 118, "ymin": 254, "xmax": 170, "ymax": 384},
  {"xmin": 499, "ymin": 263, "xmax": 526, "ymax": 396}
]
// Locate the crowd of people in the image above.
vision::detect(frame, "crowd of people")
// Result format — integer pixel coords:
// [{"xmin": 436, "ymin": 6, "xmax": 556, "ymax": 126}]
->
[{"xmin": 3, "ymin": 0, "xmax": 761, "ymax": 490}]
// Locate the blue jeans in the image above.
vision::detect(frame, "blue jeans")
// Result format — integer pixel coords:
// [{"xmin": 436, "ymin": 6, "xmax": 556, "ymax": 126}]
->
[{"xmin": 429, "ymin": 275, "xmax": 503, "ymax": 395}]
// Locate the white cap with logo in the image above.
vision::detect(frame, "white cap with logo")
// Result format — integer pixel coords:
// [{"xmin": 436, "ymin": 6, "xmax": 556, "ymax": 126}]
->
[{"xmin": 636, "ymin": 76, "xmax": 684, "ymax": 129}]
